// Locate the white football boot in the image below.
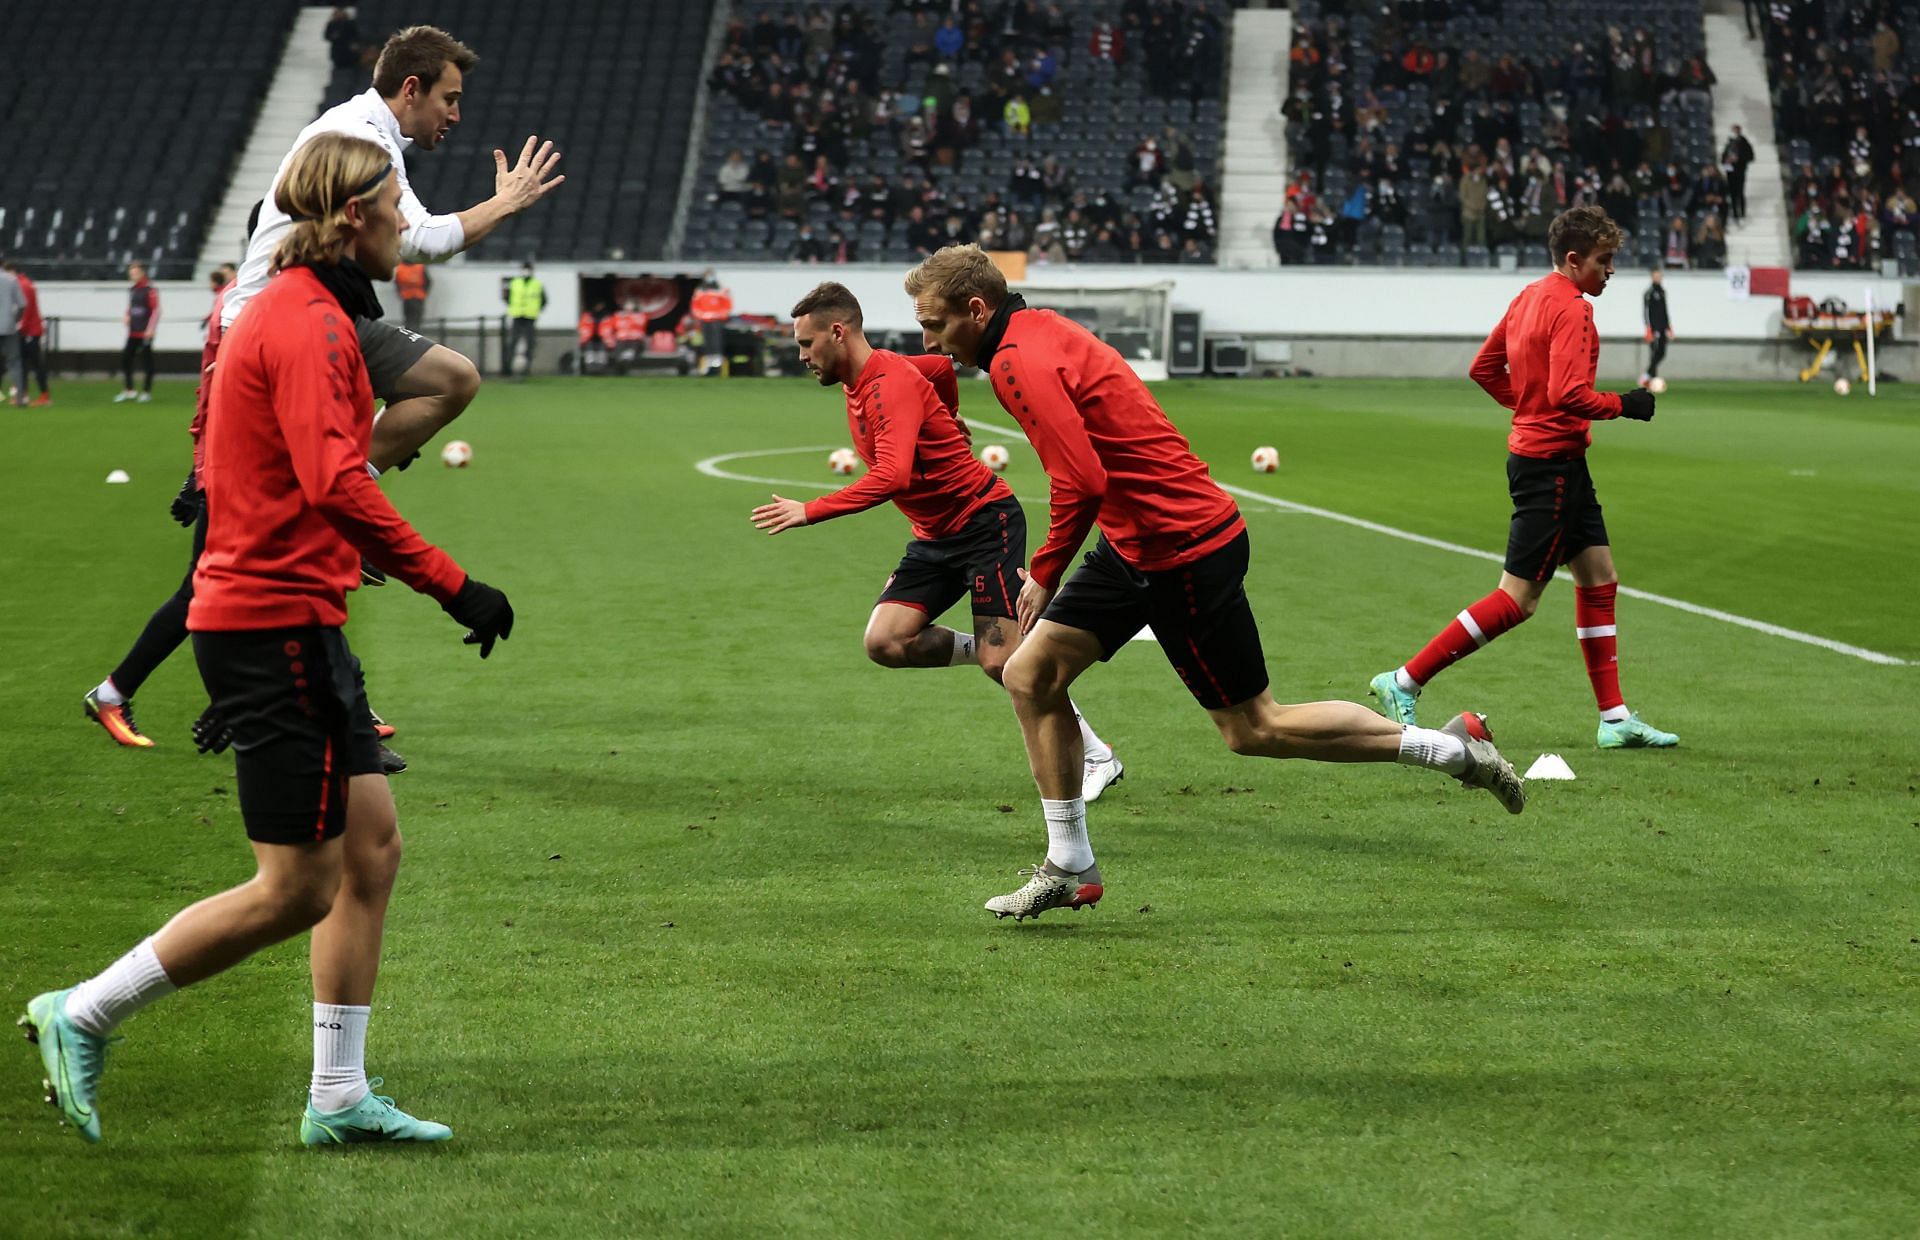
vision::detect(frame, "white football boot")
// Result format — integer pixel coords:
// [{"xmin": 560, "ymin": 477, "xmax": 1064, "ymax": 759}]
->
[
  {"xmin": 984, "ymin": 863, "xmax": 1104, "ymax": 921},
  {"xmin": 1081, "ymin": 752, "xmax": 1124, "ymax": 802}
]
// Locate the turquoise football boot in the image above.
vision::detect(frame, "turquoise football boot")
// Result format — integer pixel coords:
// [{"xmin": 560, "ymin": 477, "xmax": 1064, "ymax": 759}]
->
[
  {"xmin": 1597, "ymin": 713, "xmax": 1679, "ymax": 749},
  {"xmin": 18, "ymin": 989, "xmax": 109, "ymax": 1143},
  {"xmin": 1368, "ymin": 669, "xmax": 1419, "ymax": 726},
  {"xmin": 300, "ymin": 1078, "xmax": 452, "ymax": 1146}
]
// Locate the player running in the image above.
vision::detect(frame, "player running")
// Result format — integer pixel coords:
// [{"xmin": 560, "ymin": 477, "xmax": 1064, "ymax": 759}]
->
[
  {"xmin": 752, "ymin": 282, "xmax": 1123, "ymax": 802},
  {"xmin": 903, "ymin": 245, "xmax": 1526, "ymax": 921},
  {"xmin": 1367, "ymin": 206, "xmax": 1678, "ymax": 750},
  {"xmin": 20, "ymin": 134, "xmax": 516, "ymax": 1146},
  {"xmin": 223, "ymin": 24, "xmax": 563, "ymax": 476}
]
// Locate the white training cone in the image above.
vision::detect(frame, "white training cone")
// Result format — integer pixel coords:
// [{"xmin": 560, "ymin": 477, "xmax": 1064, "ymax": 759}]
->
[
  {"xmin": 1525, "ymin": 753, "xmax": 1576, "ymax": 781},
  {"xmin": 105, "ymin": 469, "xmax": 131, "ymax": 484}
]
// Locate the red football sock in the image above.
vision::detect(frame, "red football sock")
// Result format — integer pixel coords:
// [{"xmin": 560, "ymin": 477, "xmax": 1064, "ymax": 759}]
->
[
  {"xmin": 1403, "ymin": 589, "xmax": 1527, "ymax": 687},
  {"xmin": 1575, "ymin": 583, "xmax": 1624, "ymax": 712}
]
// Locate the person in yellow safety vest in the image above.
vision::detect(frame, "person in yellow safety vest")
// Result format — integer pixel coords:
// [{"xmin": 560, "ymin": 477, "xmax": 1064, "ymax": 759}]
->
[
  {"xmin": 395, "ymin": 261, "xmax": 430, "ymax": 332},
  {"xmin": 503, "ymin": 260, "xmax": 546, "ymax": 378},
  {"xmin": 688, "ymin": 271, "xmax": 733, "ymax": 375}
]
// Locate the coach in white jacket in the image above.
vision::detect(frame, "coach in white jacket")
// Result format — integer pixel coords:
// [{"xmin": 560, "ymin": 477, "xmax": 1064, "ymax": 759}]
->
[{"xmin": 224, "ymin": 24, "xmax": 564, "ymax": 473}]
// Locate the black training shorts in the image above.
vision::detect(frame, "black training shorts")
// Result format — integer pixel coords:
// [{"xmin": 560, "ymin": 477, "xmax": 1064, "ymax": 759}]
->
[
  {"xmin": 192, "ymin": 627, "xmax": 383, "ymax": 845},
  {"xmin": 878, "ymin": 496, "xmax": 1025, "ymax": 621},
  {"xmin": 356, "ymin": 316, "xmax": 437, "ymax": 402},
  {"xmin": 1504, "ymin": 452, "xmax": 1609, "ymax": 582},
  {"xmin": 1043, "ymin": 528, "xmax": 1269, "ymax": 711}
]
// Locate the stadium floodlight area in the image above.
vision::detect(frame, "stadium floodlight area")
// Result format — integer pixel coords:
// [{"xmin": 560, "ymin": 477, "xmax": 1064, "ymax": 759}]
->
[{"xmin": 1017, "ymin": 282, "xmax": 1174, "ymax": 380}]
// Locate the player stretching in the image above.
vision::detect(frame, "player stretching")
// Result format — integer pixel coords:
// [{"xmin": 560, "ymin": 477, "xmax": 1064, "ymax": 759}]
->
[
  {"xmin": 903, "ymin": 245, "xmax": 1526, "ymax": 921},
  {"xmin": 19, "ymin": 134, "xmax": 515, "ymax": 1146},
  {"xmin": 224, "ymin": 24, "xmax": 563, "ymax": 477},
  {"xmin": 1368, "ymin": 206, "xmax": 1677, "ymax": 750},
  {"xmin": 752, "ymin": 282, "xmax": 1123, "ymax": 801}
]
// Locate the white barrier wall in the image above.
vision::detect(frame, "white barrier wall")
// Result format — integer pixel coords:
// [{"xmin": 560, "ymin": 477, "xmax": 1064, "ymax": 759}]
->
[{"xmin": 31, "ymin": 263, "xmax": 1910, "ymax": 351}]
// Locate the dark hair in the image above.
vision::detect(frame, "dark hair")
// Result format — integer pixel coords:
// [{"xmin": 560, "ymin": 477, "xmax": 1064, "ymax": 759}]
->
[
  {"xmin": 1547, "ymin": 205, "xmax": 1624, "ymax": 263},
  {"xmin": 372, "ymin": 25, "xmax": 479, "ymax": 98},
  {"xmin": 791, "ymin": 281, "xmax": 863, "ymax": 330}
]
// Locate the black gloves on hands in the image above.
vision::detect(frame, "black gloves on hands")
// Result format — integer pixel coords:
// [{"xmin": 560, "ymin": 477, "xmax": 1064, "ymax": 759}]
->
[
  {"xmin": 443, "ymin": 577, "xmax": 515, "ymax": 658},
  {"xmin": 192, "ymin": 703, "xmax": 233, "ymax": 754},
  {"xmin": 170, "ymin": 469, "xmax": 202, "ymax": 527},
  {"xmin": 1619, "ymin": 389, "xmax": 1656, "ymax": 422}
]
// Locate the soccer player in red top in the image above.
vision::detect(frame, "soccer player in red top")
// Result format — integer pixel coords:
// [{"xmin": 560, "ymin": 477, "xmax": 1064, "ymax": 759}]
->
[
  {"xmin": 905, "ymin": 245, "xmax": 1526, "ymax": 921},
  {"xmin": 752, "ymin": 282, "xmax": 1123, "ymax": 801},
  {"xmin": 114, "ymin": 261, "xmax": 160, "ymax": 403},
  {"xmin": 1366, "ymin": 206, "xmax": 1678, "ymax": 750},
  {"xmin": 20, "ymin": 133, "xmax": 515, "ymax": 1147},
  {"xmin": 3, "ymin": 258, "xmax": 51, "ymax": 405}
]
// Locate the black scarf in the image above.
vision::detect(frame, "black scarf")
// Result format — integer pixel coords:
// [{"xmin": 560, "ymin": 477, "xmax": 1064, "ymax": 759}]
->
[
  {"xmin": 973, "ymin": 292, "xmax": 1027, "ymax": 368},
  {"xmin": 300, "ymin": 259, "xmax": 384, "ymax": 321}
]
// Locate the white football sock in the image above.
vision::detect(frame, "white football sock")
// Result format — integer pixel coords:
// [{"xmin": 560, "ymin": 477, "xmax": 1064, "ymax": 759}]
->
[
  {"xmin": 1393, "ymin": 666, "xmax": 1422, "ymax": 695},
  {"xmin": 1070, "ymin": 700, "xmax": 1111, "ymax": 763},
  {"xmin": 64, "ymin": 938, "xmax": 176, "ymax": 1037},
  {"xmin": 93, "ymin": 677, "xmax": 126, "ymax": 706},
  {"xmin": 310, "ymin": 1003, "xmax": 372, "ymax": 1112},
  {"xmin": 1395, "ymin": 726, "xmax": 1469, "ymax": 775},
  {"xmin": 949, "ymin": 629, "xmax": 977, "ymax": 666},
  {"xmin": 1600, "ymin": 705, "xmax": 1632, "ymax": 723},
  {"xmin": 1041, "ymin": 797, "xmax": 1094, "ymax": 873}
]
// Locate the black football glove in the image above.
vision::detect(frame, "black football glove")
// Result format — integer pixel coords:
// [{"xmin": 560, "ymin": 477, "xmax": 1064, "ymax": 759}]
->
[
  {"xmin": 1618, "ymin": 389, "xmax": 1656, "ymax": 421},
  {"xmin": 443, "ymin": 577, "xmax": 515, "ymax": 658},
  {"xmin": 192, "ymin": 703, "xmax": 233, "ymax": 754},
  {"xmin": 170, "ymin": 468, "xmax": 203, "ymax": 527}
]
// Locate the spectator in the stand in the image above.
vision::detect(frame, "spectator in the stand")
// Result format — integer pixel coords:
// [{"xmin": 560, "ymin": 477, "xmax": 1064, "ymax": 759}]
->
[
  {"xmin": 716, "ymin": 150, "xmax": 752, "ymax": 202},
  {"xmin": 1031, "ymin": 84, "xmax": 1063, "ymax": 127},
  {"xmin": 1794, "ymin": 203, "xmax": 1831, "ymax": 266},
  {"xmin": 775, "ymin": 153, "xmax": 808, "ymax": 217},
  {"xmin": 1870, "ymin": 20, "xmax": 1900, "ymax": 73},
  {"xmin": 1179, "ymin": 236, "xmax": 1210, "ymax": 264},
  {"xmin": 1146, "ymin": 231, "xmax": 1179, "ymax": 264},
  {"xmin": 1061, "ymin": 208, "xmax": 1089, "ymax": 260},
  {"xmin": 1025, "ymin": 47, "xmax": 1058, "ymax": 91},
  {"xmin": 1885, "ymin": 186, "xmax": 1918, "ymax": 241},
  {"xmin": 1663, "ymin": 214, "xmax": 1691, "ymax": 269},
  {"xmin": 1127, "ymin": 136, "xmax": 1165, "ymax": 188},
  {"xmin": 1001, "ymin": 210, "xmax": 1033, "ymax": 253},
  {"xmin": 789, "ymin": 221, "xmax": 825, "ymax": 263},
  {"xmin": 325, "ymin": 7, "xmax": 363, "ymax": 71},
  {"xmin": 1693, "ymin": 162, "xmax": 1729, "ymax": 223},
  {"xmin": 935, "ymin": 16, "xmax": 965, "ymax": 62},
  {"xmin": 1692, "ymin": 214, "xmax": 1728, "ymax": 269},
  {"xmin": 1182, "ymin": 184, "xmax": 1217, "ymax": 246},
  {"xmin": 1720, "ymin": 125, "xmax": 1754, "ymax": 224},
  {"xmin": 1459, "ymin": 162, "xmax": 1490, "ymax": 250},
  {"xmin": 1089, "ymin": 18, "xmax": 1126, "ymax": 67},
  {"xmin": 1085, "ymin": 226, "xmax": 1122, "ymax": 262}
]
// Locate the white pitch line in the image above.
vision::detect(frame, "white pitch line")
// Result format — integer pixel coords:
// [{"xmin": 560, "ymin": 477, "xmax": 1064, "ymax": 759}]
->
[{"xmin": 953, "ymin": 418, "xmax": 1909, "ymax": 668}]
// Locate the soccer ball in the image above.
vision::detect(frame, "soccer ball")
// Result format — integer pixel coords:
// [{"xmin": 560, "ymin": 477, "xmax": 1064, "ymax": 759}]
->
[
  {"xmin": 828, "ymin": 447, "xmax": 860, "ymax": 475},
  {"xmin": 1833, "ymin": 377, "xmax": 1851, "ymax": 396},
  {"xmin": 1250, "ymin": 445, "xmax": 1279, "ymax": 474},
  {"xmin": 979, "ymin": 443, "xmax": 1010, "ymax": 472},
  {"xmin": 440, "ymin": 440, "xmax": 472, "ymax": 468},
  {"xmin": 1648, "ymin": 377, "xmax": 1667, "ymax": 394}
]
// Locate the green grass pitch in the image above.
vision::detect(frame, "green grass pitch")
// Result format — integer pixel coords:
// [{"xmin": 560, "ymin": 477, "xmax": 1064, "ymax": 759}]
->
[{"xmin": 1, "ymin": 376, "xmax": 1915, "ymax": 1237}]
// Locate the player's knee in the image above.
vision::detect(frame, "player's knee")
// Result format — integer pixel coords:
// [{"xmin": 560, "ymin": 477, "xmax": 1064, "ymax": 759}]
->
[
  {"xmin": 977, "ymin": 651, "xmax": 1010, "ymax": 685},
  {"xmin": 1001, "ymin": 648, "xmax": 1061, "ymax": 706},
  {"xmin": 1220, "ymin": 720, "xmax": 1266, "ymax": 758},
  {"xmin": 262, "ymin": 873, "xmax": 338, "ymax": 930},
  {"xmin": 863, "ymin": 634, "xmax": 911, "ymax": 668},
  {"xmin": 429, "ymin": 348, "xmax": 482, "ymax": 417}
]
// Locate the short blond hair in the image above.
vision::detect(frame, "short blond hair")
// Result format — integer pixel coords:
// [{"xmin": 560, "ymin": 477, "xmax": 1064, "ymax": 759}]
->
[
  {"xmin": 903, "ymin": 243, "xmax": 1008, "ymax": 312},
  {"xmin": 271, "ymin": 133, "xmax": 394, "ymax": 271}
]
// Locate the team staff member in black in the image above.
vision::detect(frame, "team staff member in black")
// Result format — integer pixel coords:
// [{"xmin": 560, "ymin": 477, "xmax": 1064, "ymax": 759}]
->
[
  {"xmin": 1641, "ymin": 266, "xmax": 1672, "ymax": 387},
  {"xmin": 114, "ymin": 262, "xmax": 159, "ymax": 403},
  {"xmin": 20, "ymin": 132, "xmax": 514, "ymax": 1148}
]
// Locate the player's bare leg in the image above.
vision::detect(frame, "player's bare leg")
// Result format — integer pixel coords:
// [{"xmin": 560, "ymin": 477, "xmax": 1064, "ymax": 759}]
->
[
  {"xmin": 1210, "ymin": 691, "xmax": 1525, "ymax": 814},
  {"xmin": 298, "ymin": 774, "xmax": 445, "ymax": 1142},
  {"xmin": 1567, "ymin": 544, "xmax": 1677, "ymax": 748},
  {"xmin": 987, "ymin": 622, "xmax": 1108, "ymax": 918},
  {"xmin": 368, "ymin": 345, "xmax": 482, "ymax": 472},
  {"xmin": 863, "ymin": 603, "xmax": 981, "ymax": 671}
]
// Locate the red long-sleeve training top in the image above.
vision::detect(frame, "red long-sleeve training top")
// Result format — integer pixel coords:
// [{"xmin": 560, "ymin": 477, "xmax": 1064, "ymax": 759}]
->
[
  {"xmin": 984, "ymin": 308, "xmax": 1242, "ymax": 590},
  {"xmin": 1469, "ymin": 270, "xmax": 1625, "ymax": 459},
  {"xmin": 189, "ymin": 265, "xmax": 467, "ymax": 631},
  {"xmin": 189, "ymin": 281, "xmax": 232, "ymax": 487},
  {"xmin": 803, "ymin": 349, "xmax": 1013, "ymax": 539}
]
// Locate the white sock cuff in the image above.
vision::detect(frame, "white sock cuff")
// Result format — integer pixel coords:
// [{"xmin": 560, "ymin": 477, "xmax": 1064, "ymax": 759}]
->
[
  {"xmin": 94, "ymin": 677, "xmax": 126, "ymax": 705},
  {"xmin": 65, "ymin": 937, "xmax": 176, "ymax": 1036},
  {"xmin": 1396, "ymin": 725, "xmax": 1469, "ymax": 775},
  {"xmin": 949, "ymin": 629, "xmax": 977, "ymax": 666},
  {"xmin": 1576, "ymin": 624, "xmax": 1618, "ymax": 639},
  {"xmin": 1040, "ymin": 797, "xmax": 1094, "ymax": 872},
  {"xmin": 1393, "ymin": 666, "xmax": 1422, "ymax": 694}
]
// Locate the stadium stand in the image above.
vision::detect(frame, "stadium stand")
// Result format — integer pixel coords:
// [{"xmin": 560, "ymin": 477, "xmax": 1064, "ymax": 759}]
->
[
  {"xmin": 0, "ymin": 1, "xmax": 300, "ymax": 280},
  {"xmin": 322, "ymin": 0, "xmax": 715, "ymax": 262},
  {"xmin": 1278, "ymin": 0, "xmax": 1721, "ymax": 269},
  {"xmin": 681, "ymin": 0, "xmax": 1230, "ymax": 265},
  {"xmin": 1757, "ymin": 0, "xmax": 1920, "ymax": 272}
]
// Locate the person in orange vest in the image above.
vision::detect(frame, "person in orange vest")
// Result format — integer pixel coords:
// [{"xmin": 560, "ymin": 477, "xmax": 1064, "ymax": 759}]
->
[
  {"xmin": 577, "ymin": 305, "xmax": 608, "ymax": 373},
  {"xmin": 688, "ymin": 271, "xmax": 733, "ymax": 376},
  {"xmin": 394, "ymin": 260, "xmax": 430, "ymax": 332}
]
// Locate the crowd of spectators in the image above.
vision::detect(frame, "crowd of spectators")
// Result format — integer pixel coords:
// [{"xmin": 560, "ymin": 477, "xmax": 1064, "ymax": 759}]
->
[
  {"xmin": 1275, "ymin": 3, "xmax": 1727, "ymax": 267},
  {"xmin": 701, "ymin": 0, "xmax": 1227, "ymax": 264},
  {"xmin": 1759, "ymin": 0, "xmax": 1920, "ymax": 270}
]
